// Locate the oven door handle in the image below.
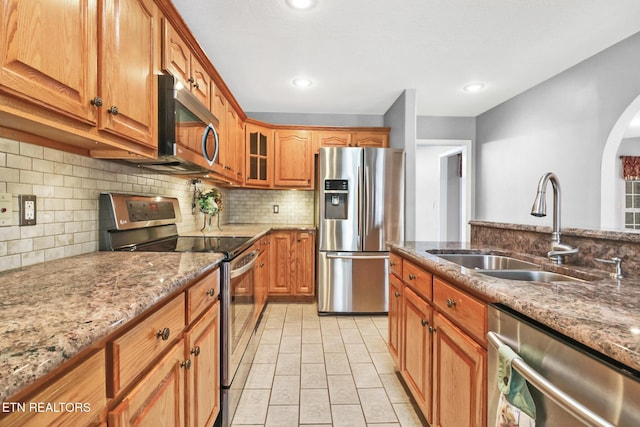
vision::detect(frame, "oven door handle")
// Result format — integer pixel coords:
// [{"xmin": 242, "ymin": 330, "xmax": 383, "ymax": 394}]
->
[
  {"xmin": 487, "ymin": 332, "xmax": 615, "ymax": 427},
  {"xmin": 229, "ymin": 249, "xmax": 260, "ymax": 279}
]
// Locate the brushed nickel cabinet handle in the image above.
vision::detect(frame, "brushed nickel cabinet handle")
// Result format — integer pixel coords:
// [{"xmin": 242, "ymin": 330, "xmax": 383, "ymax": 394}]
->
[
  {"xmin": 206, "ymin": 288, "xmax": 216, "ymax": 297},
  {"xmin": 90, "ymin": 96, "xmax": 103, "ymax": 107},
  {"xmin": 107, "ymin": 106, "xmax": 119, "ymax": 115},
  {"xmin": 446, "ymin": 298, "xmax": 457, "ymax": 308},
  {"xmin": 429, "ymin": 326, "xmax": 436, "ymax": 333},
  {"xmin": 421, "ymin": 319, "xmax": 429, "ymax": 327},
  {"xmin": 408, "ymin": 273, "xmax": 416, "ymax": 280},
  {"xmin": 180, "ymin": 359, "xmax": 192, "ymax": 369},
  {"xmin": 190, "ymin": 346, "xmax": 201, "ymax": 357},
  {"xmin": 394, "ymin": 291, "xmax": 401, "ymax": 297},
  {"xmin": 156, "ymin": 327, "xmax": 170, "ymax": 341}
]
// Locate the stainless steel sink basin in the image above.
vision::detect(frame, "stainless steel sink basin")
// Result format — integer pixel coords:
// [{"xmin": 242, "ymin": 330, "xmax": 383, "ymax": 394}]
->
[
  {"xmin": 477, "ymin": 270, "xmax": 585, "ymax": 282},
  {"xmin": 436, "ymin": 253, "xmax": 540, "ymax": 270}
]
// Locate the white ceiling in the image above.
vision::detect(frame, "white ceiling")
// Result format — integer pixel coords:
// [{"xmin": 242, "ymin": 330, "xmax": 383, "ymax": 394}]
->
[{"xmin": 172, "ymin": 0, "xmax": 640, "ymax": 117}]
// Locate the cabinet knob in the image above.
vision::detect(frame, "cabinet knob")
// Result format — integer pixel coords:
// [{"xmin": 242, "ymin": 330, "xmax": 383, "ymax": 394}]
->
[
  {"xmin": 408, "ymin": 273, "xmax": 416, "ymax": 280},
  {"xmin": 190, "ymin": 346, "xmax": 201, "ymax": 357},
  {"xmin": 446, "ymin": 298, "xmax": 457, "ymax": 308},
  {"xmin": 90, "ymin": 96, "xmax": 103, "ymax": 107},
  {"xmin": 429, "ymin": 326, "xmax": 436, "ymax": 333},
  {"xmin": 193, "ymin": 82, "xmax": 199, "ymax": 89},
  {"xmin": 394, "ymin": 291, "xmax": 401, "ymax": 298},
  {"xmin": 206, "ymin": 288, "xmax": 216, "ymax": 297},
  {"xmin": 421, "ymin": 319, "xmax": 429, "ymax": 327},
  {"xmin": 188, "ymin": 77, "xmax": 195, "ymax": 84},
  {"xmin": 390, "ymin": 261, "xmax": 396, "ymax": 267},
  {"xmin": 156, "ymin": 327, "xmax": 170, "ymax": 341},
  {"xmin": 107, "ymin": 106, "xmax": 119, "ymax": 115},
  {"xmin": 180, "ymin": 359, "xmax": 192, "ymax": 369}
]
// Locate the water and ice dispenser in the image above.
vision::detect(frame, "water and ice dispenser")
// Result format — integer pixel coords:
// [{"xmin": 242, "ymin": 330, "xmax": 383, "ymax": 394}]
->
[{"xmin": 324, "ymin": 179, "xmax": 349, "ymax": 219}]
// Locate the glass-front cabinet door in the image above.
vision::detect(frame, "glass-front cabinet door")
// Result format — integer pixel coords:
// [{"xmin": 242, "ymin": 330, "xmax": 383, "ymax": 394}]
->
[{"xmin": 245, "ymin": 123, "xmax": 273, "ymax": 187}]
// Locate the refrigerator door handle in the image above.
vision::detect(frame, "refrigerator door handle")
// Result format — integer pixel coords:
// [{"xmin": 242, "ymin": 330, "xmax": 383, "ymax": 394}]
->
[
  {"xmin": 357, "ymin": 165, "xmax": 361, "ymax": 245},
  {"xmin": 364, "ymin": 164, "xmax": 371, "ymax": 235},
  {"xmin": 326, "ymin": 253, "xmax": 389, "ymax": 260}
]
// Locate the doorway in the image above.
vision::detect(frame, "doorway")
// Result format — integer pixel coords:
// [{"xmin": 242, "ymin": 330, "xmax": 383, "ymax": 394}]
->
[{"xmin": 415, "ymin": 139, "xmax": 472, "ymax": 242}]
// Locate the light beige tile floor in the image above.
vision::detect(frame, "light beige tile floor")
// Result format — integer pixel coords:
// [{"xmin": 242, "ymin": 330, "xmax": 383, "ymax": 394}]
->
[{"xmin": 231, "ymin": 303, "xmax": 427, "ymax": 427}]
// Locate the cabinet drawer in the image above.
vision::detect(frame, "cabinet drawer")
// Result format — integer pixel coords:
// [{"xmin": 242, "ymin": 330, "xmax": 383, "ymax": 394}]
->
[
  {"xmin": 433, "ymin": 277, "xmax": 487, "ymax": 346},
  {"xmin": 389, "ymin": 252, "xmax": 402, "ymax": 278},
  {"xmin": 402, "ymin": 260, "xmax": 432, "ymax": 301},
  {"xmin": 109, "ymin": 293, "xmax": 186, "ymax": 396},
  {"xmin": 187, "ymin": 269, "xmax": 220, "ymax": 324},
  {"xmin": 1, "ymin": 349, "xmax": 106, "ymax": 426}
]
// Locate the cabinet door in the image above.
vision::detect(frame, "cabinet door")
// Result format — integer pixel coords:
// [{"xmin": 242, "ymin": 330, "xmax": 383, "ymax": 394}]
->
[
  {"xmin": 254, "ymin": 244, "xmax": 269, "ymax": 318},
  {"xmin": 99, "ymin": 0, "xmax": 155, "ymax": 147},
  {"xmin": 274, "ymin": 129, "xmax": 313, "ymax": 188},
  {"xmin": 190, "ymin": 57, "xmax": 210, "ymax": 108},
  {"xmin": 402, "ymin": 286, "xmax": 433, "ymax": 423},
  {"xmin": 186, "ymin": 302, "xmax": 220, "ymax": 427},
  {"xmin": 224, "ymin": 105, "xmax": 239, "ymax": 180},
  {"xmin": 0, "ymin": 0, "xmax": 98, "ymax": 124},
  {"xmin": 432, "ymin": 313, "xmax": 486, "ymax": 427},
  {"xmin": 245, "ymin": 123, "xmax": 272, "ymax": 187},
  {"xmin": 235, "ymin": 117, "xmax": 246, "ymax": 183},
  {"xmin": 269, "ymin": 231, "xmax": 292, "ymax": 294},
  {"xmin": 354, "ymin": 131, "xmax": 389, "ymax": 147},
  {"xmin": 109, "ymin": 340, "xmax": 186, "ymax": 427},
  {"xmin": 388, "ymin": 273, "xmax": 403, "ymax": 367},
  {"xmin": 162, "ymin": 19, "xmax": 190, "ymax": 86},
  {"xmin": 211, "ymin": 86, "xmax": 227, "ymax": 176},
  {"xmin": 293, "ymin": 231, "xmax": 315, "ymax": 296},
  {"xmin": 314, "ymin": 130, "xmax": 351, "ymax": 153},
  {"xmin": 0, "ymin": 350, "xmax": 106, "ymax": 426}
]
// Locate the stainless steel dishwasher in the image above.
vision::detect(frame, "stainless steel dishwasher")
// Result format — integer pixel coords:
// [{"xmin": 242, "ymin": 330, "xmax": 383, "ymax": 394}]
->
[{"xmin": 488, "ymin": 304, "xmax": 640, "ymax": 426}]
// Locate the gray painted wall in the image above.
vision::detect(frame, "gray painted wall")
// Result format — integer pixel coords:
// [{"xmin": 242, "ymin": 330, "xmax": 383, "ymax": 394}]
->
[
  {"xmin": 476, "ymin": 31, "xmax": 640, "ymax": 229},
  {"xmin": 417, "ymin": 116, "xmax": 476, "ymax": 141},
  {"xmin": 384, "ymin": 89, "xmax": 417, "ymax": 240}
]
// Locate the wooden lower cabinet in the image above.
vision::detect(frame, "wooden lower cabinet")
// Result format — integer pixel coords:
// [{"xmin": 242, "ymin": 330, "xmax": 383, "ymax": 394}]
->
[
  {"xmin": 269, "ymin": 230, "xmax": 315, "ymax": 297},
  {"xmin": 186, "ymin": 302, "xmax": 220, "ymax": 427},
  {"xmin": 388, "ymin": 272, "xmax": 403, "ymax": 367},
  {"xmin": 109, "ymin": 340, "xmax": 186, "ymax": 426},
  {"xmin": 0, "ymin": 349, "xmax": 107, "ymax": 427},
  {"xmin": 432, "ymin": 313, "xmax": 486, "ymax": 427},
  {"xmin": 254, "ymin": 236, "xmax": 270, "ymax": 318},
  {"xmin": 389, "ymin": 252, "xmax": 487, "ymax": 427},
  {"xmin": 401, "ymin": 286, "xmax": 433, "ymax": 423}
]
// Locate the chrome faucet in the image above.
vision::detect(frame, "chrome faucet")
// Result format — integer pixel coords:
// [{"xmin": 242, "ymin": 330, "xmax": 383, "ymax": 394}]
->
[{"xmin": 530, "ymin": 173, "xmax": 578, "ymax": 264}]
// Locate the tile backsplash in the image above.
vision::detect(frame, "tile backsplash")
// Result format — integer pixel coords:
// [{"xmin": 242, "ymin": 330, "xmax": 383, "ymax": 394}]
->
[{"xmin": 0, "ymin": 138, "xmax": 315, "ymax": 273}]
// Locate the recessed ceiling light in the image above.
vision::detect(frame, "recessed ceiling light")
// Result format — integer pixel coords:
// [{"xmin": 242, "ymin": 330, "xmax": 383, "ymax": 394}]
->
[
  {"xmin": 285, "ymin": 0, "xmax": 317, "ymax": 10},
  {"xmin": 293, "ymin": 78, "xmax": 312, "ymax": 88},
  {"xmin": 462, "ymin": 82, "xmax": 486, "ymax": 93}
]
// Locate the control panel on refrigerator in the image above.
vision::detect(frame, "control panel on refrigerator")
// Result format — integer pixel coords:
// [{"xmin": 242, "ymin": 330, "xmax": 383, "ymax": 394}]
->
[{"xmin": 324, "ymin": 180, "xmax": 348, "ymax": 219}]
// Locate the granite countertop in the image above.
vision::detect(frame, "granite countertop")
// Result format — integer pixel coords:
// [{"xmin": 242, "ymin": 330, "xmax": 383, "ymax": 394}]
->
[
  {"xmin": 0, "ymin": 251, "xmax": 224, "ymax": 401},
  {"xmin": 185, "ymin": 223, "xmax": 316, "ymax": 238},
  {"xmin": 389, "ymin": 241, "xmax": 640, "ymax": 375}
]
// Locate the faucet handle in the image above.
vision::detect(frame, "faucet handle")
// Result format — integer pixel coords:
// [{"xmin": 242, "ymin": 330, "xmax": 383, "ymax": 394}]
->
[{"xmin": 595, "ymin": 257, "xmax": 623, "ymax": 279}]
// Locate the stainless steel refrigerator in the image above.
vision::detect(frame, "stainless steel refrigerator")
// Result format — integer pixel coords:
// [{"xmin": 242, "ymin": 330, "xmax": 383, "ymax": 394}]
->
[{"xmin": 317, "ymin": 147, "xmax": 405, "ymax": 314}]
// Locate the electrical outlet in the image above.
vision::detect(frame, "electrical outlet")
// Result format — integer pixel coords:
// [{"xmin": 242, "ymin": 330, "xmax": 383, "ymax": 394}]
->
[
  {"xmin": 273, "ymin": 204, "xmax": 279, "ymax": 214},
  {"xmin": 19, "ymin": 194, "xmax": 36, "ymax": 226},
  {"xmin": 0, "ymin": 193, "xmax": 11, "ymax": 226}
]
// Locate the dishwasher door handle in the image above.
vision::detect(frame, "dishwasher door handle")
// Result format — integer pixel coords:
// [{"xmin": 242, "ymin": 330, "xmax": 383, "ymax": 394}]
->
[{"xmin": 487, "ymin": 332, "xmax": 615, "ymax": 427}]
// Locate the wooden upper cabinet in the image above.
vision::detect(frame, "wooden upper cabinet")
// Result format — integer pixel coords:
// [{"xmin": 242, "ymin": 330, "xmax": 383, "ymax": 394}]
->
[
  {"xmin": 0, "ymin": 0, "xmax": 98, "ymax": 125},
  {"xmin": 224, "ymin": 105, "xmax": 239, "ymax": 180},
  {"xmin": 210, "ymin": 85, "xmax": 227, "ymax": 176},
  {"xmin": 162, "ymin": 20, "xmax": 210, "ymax": 108},
  {"xmin": 99, "ymin": 0, "xmax": 156, "ymax": 147},
  {"xmin": 353, "ymin": 131, "xmax": 389, "ymax": 147},
  {"xmin": 274, "ymin": 129, "xmax": 313, "ymax": 188},
  {"xmin": 245, "ymin": 123, "xmax": 273, "ymax": 187},
  {"xmin": 314, "ymin": 130, "xmax": 351, "ymax": 153}
]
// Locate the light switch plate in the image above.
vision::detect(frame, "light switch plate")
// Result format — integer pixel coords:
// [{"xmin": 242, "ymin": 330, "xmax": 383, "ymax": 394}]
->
[
  {"xmin": 19, "ymin": 194, "xmax": 36, "ymax": 226},
  {"xmin": 0, "ymin": 193, "xmax": 11, "ymax": 226}
]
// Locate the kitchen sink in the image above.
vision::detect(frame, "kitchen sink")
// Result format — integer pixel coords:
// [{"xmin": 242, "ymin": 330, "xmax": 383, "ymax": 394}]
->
[
  {"xmin": 477, "ymin": 270, "xmax": 585, "ymax": 282},
  {"xmin": 435, "ymin": 253, "xmax": 540, "ymax": 270}
]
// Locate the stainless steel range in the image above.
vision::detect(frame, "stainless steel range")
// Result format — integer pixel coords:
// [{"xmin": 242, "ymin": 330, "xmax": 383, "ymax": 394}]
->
[{"xmin": 98, "ymin": 193, "xmax": 262, "ymax": 426}]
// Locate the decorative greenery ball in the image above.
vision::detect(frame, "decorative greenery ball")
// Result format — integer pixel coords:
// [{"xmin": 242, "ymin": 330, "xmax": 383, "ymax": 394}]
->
[{"xmin": 198, "ymin": 188, "xmax": 223, "ymax": 215}]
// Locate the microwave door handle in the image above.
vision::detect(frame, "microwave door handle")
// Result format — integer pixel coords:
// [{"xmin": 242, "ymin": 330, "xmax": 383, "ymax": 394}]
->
[
  {"xmin": 487, "ymin": 332, "xmax": 615, "ymax": 427},
  {"xmin": 202, "ymin": 123, "xmax": 219, "ymax": 166}
]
